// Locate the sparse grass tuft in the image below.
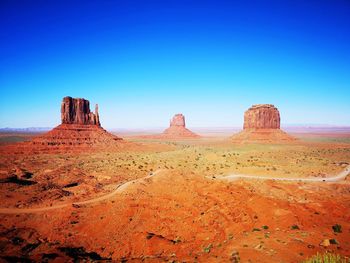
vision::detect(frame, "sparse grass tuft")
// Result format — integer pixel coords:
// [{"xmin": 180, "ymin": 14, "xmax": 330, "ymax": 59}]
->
[{"xmin": 302, "ymin": 252, "xmax": 349, "ymax": 263}]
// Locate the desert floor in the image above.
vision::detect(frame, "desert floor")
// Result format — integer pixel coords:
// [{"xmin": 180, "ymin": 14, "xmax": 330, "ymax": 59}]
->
[{"xmin": 0, "ymin": 132, "xmax": 350, "ymax": 262}]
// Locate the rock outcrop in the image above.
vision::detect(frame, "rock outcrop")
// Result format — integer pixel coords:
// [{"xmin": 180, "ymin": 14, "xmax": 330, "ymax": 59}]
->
[
  {"xmin": 244, "ymin": 104, "xmax": 280, "ymax": 129},
  {"xmin": 61, "ymin": 96, "xmax": 100, "ymax": 126},
  {"xmin": 232, "ymin": 104, "xmax": 295, "ymax": 143}
]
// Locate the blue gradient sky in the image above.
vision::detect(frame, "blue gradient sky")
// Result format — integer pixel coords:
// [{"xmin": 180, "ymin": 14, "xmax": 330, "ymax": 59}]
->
[{"xmin": 1, "ymin": 0, "xmax": 349, "ymax": 129}]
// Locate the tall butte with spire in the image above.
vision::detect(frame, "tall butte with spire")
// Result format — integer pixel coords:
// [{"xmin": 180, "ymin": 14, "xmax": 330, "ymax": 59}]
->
[
  {"xmin": 22, "ymin": 96, "xmax": 125, "ymax": 152},
  {"xmin": 232, "ymin": 104, "xmax": 295, "ymax": 143},
  {"xmin": 61, "ymin": 96, "xmax": 100, "ymax": 126}
]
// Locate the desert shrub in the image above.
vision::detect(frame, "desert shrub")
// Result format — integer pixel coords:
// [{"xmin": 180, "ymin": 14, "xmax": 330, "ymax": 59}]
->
[
  {"xmin": 291, "ymin": 224, "xmax": 300, "ymax": 230},
  {"xmin": 330, "ymin": 239, "xmax": 338, "ymax": 245},
  {"xmin": 203, "ymin": 243, "xmax": 213, "ymax": 253},
  {"xmin": 332, "ymin": 224, "xmax": 342, "ymax": 233},
  {"xmin": 302, "ymin": 252, "xmax": 349, "ymax": 263}
]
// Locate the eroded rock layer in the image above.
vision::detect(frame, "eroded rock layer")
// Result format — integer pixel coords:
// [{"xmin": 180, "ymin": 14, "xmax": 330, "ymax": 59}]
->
[
  {"xmin": 30, "ymin": 124, "xmax": 123, "ymax": 148},
  {"xmin": 232, "ymin": 128, "xmax": 295, "ymax": 143}
]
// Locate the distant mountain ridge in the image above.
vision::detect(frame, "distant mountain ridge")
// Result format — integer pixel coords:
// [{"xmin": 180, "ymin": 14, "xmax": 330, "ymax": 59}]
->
[
  {"xmin": 0, "ymin": 127, "xmax": 52, "ymax": 133},
  {"xmin": 1, "ymin": 125, "xmax": 349, "ymax": 134}
]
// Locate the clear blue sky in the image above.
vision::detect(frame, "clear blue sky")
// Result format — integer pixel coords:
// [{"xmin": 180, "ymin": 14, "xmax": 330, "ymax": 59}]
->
[{"xmin": 1, "ymin": 0, "xmax": 349, "ymax": 129}]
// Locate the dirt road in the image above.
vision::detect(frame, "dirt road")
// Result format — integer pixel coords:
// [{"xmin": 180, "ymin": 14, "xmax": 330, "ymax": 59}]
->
[
  {"xmin": 215, "ymin": 165, "xmax": 350, "ymax": 182},
  {"xmin": 1, "ymin": 165, "xmax": 349, "ymax": 215},
  {"xmin": 0, "ymin": 170, "xmax": 161, "ymax": 214}
]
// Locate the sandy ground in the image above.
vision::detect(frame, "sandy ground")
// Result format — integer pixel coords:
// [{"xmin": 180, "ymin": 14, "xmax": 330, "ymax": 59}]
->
[{"xmin": 0, "ymin": 133, "xmax": 350, "ymax": 262}]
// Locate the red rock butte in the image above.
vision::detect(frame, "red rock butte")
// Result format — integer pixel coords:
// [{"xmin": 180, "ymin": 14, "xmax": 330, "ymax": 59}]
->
[
  {"xmin": 232, "ymin": 104, "xmax": 296, "ymax": 143},
  {"xmin": 162, "ymin": 114, "xmax": 200, "ymax": 138},
  {"xmin": 4, "ymin": 97, "xmax": 127, "ymax": 153},
  {"xmin": 149, "ymin": 114, "xmax": 200, "ymax": 139}
]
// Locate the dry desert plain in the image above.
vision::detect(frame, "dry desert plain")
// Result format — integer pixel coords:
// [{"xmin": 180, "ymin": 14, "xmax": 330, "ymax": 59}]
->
[{"xmin": 0, "ymin": 130, "xmax": 350, "ymax": 262}]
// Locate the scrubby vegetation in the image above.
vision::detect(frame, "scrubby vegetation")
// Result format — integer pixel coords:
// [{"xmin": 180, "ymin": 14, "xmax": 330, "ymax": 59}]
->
[{"xmin": 302, "ymin": 252, "xmax": 349, "ymax": 263}]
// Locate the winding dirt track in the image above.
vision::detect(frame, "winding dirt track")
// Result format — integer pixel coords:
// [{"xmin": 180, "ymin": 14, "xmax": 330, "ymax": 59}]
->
[
  {"xmin": 0, "ymin": 170, "xmax": 162, "ymax": 214},
  {"xmin": 215, "ymin": 165, "xmax": 350, "ymax": 182},
  {"xmin": 1, "ymin": 165, "xmax": 349, "ymax": 215}
]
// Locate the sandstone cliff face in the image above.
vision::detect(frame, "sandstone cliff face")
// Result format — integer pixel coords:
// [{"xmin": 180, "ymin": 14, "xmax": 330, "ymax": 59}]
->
[
  {"xmin": 243, "ymin": 104, "xmax": 280, "ymax": 129},
  {"xmin": 61, "ymin": 96, "xmax": 100, "ymax": 126},
  {"xmin": 170, "ymin": 114, "xmax": 186, "ymax": 127}
]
